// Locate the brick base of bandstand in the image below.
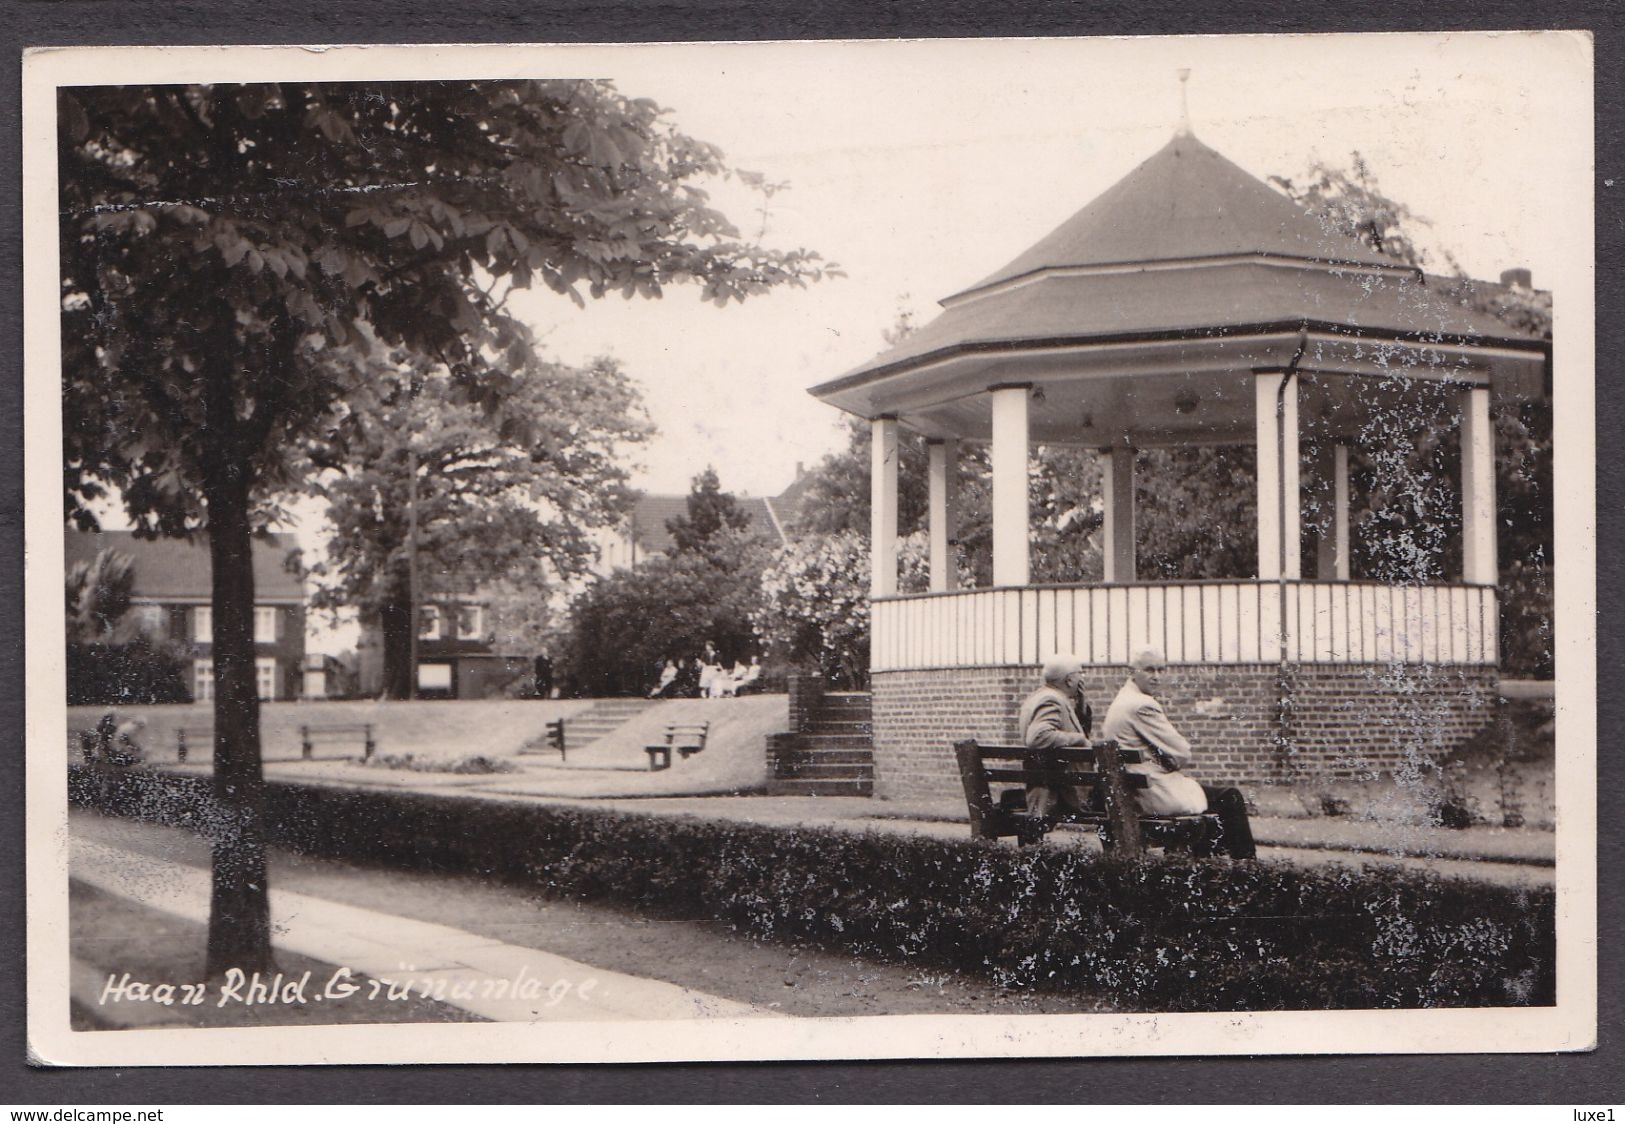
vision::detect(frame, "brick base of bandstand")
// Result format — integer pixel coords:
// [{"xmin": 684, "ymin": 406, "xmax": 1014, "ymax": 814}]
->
[{"xmin": 869, "ymin": 662, "xmax": 1501, "ymax": 801}]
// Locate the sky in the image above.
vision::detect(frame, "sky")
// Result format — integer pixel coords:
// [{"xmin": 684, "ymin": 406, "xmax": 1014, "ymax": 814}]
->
[{"xmin": 496, "ymin": 32, "xmax": 1590, "ymax": 499}]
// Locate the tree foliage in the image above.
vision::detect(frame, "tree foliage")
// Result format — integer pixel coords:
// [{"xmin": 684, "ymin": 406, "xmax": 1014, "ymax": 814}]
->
[
  {"xmin": 65, "ymin": 549, "xmax": 136, "ymax": 645},
  {"xmin": 666, "ymin": 466, "xmax": 752, "ymax": 555},
  {"xmin": 64, "ymin": 548, "xmax": 190, "ymax": 705},
  {"xmin": 60, "ymin": 79, "xmax": 834, "ymax": 973},
  {"xmin": 562, "ymin": 469, "xmax": 772, "ymax": 695},
  {"xmin": 1270, "ymin": 154, "xmax": 1452, "ymax": 273},
  {"xmin": 1276, "ymin": 155, "xmax": 1553, "ymax": 674},
  {"xmin": 308, "ymin": 351, "xmax": 650, "ymax": 696},
  {"xmin": 1135, "ymin": 446, "xmax": 1259, "ymax": 580}
]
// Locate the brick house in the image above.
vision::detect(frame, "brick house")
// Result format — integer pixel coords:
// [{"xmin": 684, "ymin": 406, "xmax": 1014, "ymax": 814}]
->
[
  {"xmin": 353, "ymin": 595, "xmax": 531, "ymax": 700},
  {"xmin": 64, "ymin": 530, "xmax": 307, "ymax": 703}
]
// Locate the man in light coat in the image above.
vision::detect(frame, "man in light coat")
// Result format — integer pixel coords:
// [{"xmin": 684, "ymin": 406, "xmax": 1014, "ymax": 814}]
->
[
  {"xmin": 1102, "ymin": 648, "xmax": 1257, "ymax": 859},
  {"xmin": 1019, "ymin": 653, "xmax": 1096, "ymax": 818}
]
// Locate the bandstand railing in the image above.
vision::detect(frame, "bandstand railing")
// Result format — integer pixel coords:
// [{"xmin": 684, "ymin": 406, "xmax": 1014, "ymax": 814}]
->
[{"xmin": 869, "ymin": 581, "xmax": 1498, "ymax": 672}]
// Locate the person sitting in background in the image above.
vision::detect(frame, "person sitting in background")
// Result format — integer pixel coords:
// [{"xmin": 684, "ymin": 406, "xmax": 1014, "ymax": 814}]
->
[
  {"xmin": 649, "ymin": 659, "xmax": 679, "ymax": 699},
  {"xmin": 1018, "ymin": 653, "xmax": 1096, "ymax": 819},
  {"xmin": 671, "ymin": 657, "xmax": 702, "ymax": 698},
  {"xmin": 734, "ymin": 656, "xmax": 764, "ymax": 696},
  {"xmin": 713, "ymin": 660, "xmax": 748, "ymax": 698},
  {"xmin": 1101, "ymin": 648, "xmax": 1257, "ymax": 860},
  {"xmin": 709, "ymin": 655, "xmax": 744, "ymax": 699},
  {"xmin": 89, "ymin": 711, "xmax": 146, "ymax": 767}
]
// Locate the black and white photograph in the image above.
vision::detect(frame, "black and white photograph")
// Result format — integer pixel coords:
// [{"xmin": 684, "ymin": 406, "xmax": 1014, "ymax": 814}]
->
[{"xmin": 22, "ymin": 32, "xmax": 1596, "ymax": 1067}]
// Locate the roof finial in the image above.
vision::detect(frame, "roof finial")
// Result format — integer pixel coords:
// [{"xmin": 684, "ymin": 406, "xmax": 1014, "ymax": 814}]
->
[{"xmin": 1176, "ymin": 68, "xmax": 1193, "ymax": 137}]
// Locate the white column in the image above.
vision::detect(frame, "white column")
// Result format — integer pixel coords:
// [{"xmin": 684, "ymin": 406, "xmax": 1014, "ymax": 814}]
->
[
  {"xmin": 1102, "ymin": 446, "xmax": 1136, "ymax": 583},
  {"xmin": 1460, "ymin": 386, "xmax": 1497, "ymax": 585},
  {"xmin": 927, "ymin": 438, "xmax": 959, "ymax": 593},
  {"xmin": 870, "ymin": 415, "xmax": 899, "ymax": 597},
  {"xmin": 990, "ymin": 385, "xmax": 1031, "ymax": 587},
  {"xmin": 1255, "ymin": 371, "xmax": 1301, "ymax": 580},
  {"xmin": 1332, "ymin": 443, "xmax": 1350, "ymax": 581}
]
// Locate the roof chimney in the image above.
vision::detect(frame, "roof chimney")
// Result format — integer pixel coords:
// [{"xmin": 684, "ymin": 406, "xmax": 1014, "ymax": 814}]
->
[
  {"xmin": 1500, "ymin": 267, "xmax": 1533, "ymax": 289},
  {"xmin": 1176, "ymin": 69, "xmax": 1193, "ymax": 137}
]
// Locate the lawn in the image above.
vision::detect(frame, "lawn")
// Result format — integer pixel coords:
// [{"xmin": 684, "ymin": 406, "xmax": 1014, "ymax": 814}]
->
[
  {"xmin": 67, "ymin": 698, "xmax": 597, "ymax": 764},
  {"xmin": 67, "ymin": 694, "xmax": 790, "ymax": 798}
]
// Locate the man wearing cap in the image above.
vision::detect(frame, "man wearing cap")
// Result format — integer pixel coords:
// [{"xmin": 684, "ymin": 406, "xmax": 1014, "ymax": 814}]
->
[
  {"xmin": 1102, "ymin": 648, "xmax": 1257, "ymax": 859},
  {"xmin": 1018, "ymin": 653, "xmax": 1096, "ymax": 819}
]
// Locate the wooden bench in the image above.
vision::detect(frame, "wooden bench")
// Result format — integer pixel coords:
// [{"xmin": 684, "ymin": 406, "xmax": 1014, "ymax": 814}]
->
[
  {"xmin": 175, "ymin": 726, "xmax": 214, "ymax": 764},
  {"xmin": 544, "ymin": 718, "xmax": 567, "ymax": 761},
  {"xmin": 954, "ymin": 739, "xmax": 1219, "ymax": 858},
  {"xmin": 300, "ymin": 723, "xmax": 376, "ymax": 761},
  {"xmin": 645, "ymin": 722, "xmax": 710, "ymax": 771}
]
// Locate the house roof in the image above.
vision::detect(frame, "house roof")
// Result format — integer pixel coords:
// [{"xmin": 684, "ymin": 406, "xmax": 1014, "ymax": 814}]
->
[
  {"xmin": 764, "ymin": 469, "xmax": 819, "ymax": 535},
  {"xmin": 625, "ymin": 494, "xmax": 784, "ymax": 557},
  {"xmin": 64, "ymin": 530, "xmax": 307, "ymax": 604}
]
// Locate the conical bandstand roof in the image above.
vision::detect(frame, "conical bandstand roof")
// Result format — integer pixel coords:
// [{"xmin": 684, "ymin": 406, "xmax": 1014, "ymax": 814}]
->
[{"xmin": 811, "ymin": 131, "xmax": 1547, "ymax": 444}]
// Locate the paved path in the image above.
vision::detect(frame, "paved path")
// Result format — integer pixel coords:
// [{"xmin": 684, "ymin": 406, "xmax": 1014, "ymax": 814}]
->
[{"xmin": 70, "ymin": 835, "xmax": 776, "ymax": 1024}]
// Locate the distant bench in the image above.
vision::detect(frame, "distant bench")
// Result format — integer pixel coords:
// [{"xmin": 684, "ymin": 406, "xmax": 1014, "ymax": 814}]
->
[
  {"xmin": 173, "ymin": 723, "xmax": 378, "ymax": 762},
  {"xmin": 175, "ymin": 726, "xmax": 213, "ymax": 764},
  {"xmin": 954, "ymin": 739, "xmax": 1218, "ymax": 858},
  {"xmin": 301, "ymin": 723, "xmax": 376, "ymax": 761},
  {"xmin": 646, "ymin": 722, "xmax": 710, "ymax": 771}
]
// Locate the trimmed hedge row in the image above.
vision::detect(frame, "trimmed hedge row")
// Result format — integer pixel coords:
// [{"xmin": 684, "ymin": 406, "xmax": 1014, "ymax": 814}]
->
[{"xmin": 70, "ymin": 766, "xmax": 1555, "ymax": 1012}]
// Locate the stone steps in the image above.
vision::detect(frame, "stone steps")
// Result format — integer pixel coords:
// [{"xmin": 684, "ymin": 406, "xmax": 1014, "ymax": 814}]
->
[
  {"xmin": 767, "ymin": 685, "xmax": 874, "ymax": 796},
  {"xmin": 775, "ymin": 748, "xmax": 875, "ymax": 766},
  {"xmin": 766, "ymin": 777, "xmax": 875, "ymax": 798},
  {"xmin": 799, "ymin": 718, "xmax": 872, "ymax": 735},
  {"xmin": 792, "ymin": 734, "xmax": 874, "ymax": 752},
  {"xmin": 519, "ymin": 698, "xmax": 658, "ymax": 755}
]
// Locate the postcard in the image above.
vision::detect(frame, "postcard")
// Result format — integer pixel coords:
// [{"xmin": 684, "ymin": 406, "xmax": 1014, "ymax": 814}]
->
[{"xmin": 23, "ymin": 31, "xmax": 1596, "ymax": 1066}]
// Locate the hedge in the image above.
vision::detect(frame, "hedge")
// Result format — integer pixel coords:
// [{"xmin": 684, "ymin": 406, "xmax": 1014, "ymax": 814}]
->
[
  {"xmin": 67, "ymin": 641, "xmax": 190, "ymax": 706},
  {"xmin": 69, "ymin": 766, "xmax": 1555, "ymax": 1012}
]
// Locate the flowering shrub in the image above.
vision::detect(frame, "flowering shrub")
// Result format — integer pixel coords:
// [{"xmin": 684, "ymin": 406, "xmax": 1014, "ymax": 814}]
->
[
  {"xmin": 755, "ymin": 531, "xmax": 967, "ymax": 686},
  {"xmin": 755, "ymin": 531, "xmax": 871, "ymax": 687}
]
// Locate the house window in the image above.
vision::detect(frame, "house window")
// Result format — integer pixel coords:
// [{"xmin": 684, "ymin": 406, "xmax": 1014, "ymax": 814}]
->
[
  {"xmin": 133, "ymin": 605, "xmax": 164, "ymax": 638},
  {"xmin": 254, "ymin": 607, "xmax": 279, "ymax": 644},
  {"xmin": 193, "ymin": 606, "xmax": 212, "ymax": 643},
  {"xmin": 418, "ymin": 605, "xmax": 442, "ymax": 641},
  {"xmin": 456, "ymin": 604, "xmax": 484, "ymax": 640},
  {"xmin": 417, "ymin": 662, "xmax": 452, "ymax": 692},
  {"xmin": 256, "ymin": 657, "xmax": 278, "ymax": 701},
  {"xmin": 193, "ymin": 659, "xmax": 214, "ymax": 702}
]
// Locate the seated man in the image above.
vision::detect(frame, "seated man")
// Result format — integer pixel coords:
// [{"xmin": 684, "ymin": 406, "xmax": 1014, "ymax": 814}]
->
[
  {"xmin": 1018, "ymin": 653, "xmax": 1096, "ymax": 819},
  {"xmin": 1102, "ymin": 648, "xmax": 1257, "ymax": 859}
]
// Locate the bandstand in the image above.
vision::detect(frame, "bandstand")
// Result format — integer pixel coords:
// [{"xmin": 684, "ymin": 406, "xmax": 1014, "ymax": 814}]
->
[{"xmin": 808, "ymin": 129, "xmax": 1549, "ymax": 799}]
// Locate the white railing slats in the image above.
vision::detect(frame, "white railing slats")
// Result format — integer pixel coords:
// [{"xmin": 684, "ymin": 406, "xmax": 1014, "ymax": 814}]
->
[{"xmin": 870, "ymin": 581, "xmax": 1498, "ymax": 672}]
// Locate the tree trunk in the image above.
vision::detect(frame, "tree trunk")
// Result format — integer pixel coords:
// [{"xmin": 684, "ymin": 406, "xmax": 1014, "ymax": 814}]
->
[
  {"xmin": 202, "ymin": 445, "xmax": 275, "ymax": 978},
  {"xmin": 379, "ymin": 577, "xmax": 414, "ymax": 701},
  {"xmin": 200, "ymin": 318, "xmax": 274, "ymax": 979}
]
